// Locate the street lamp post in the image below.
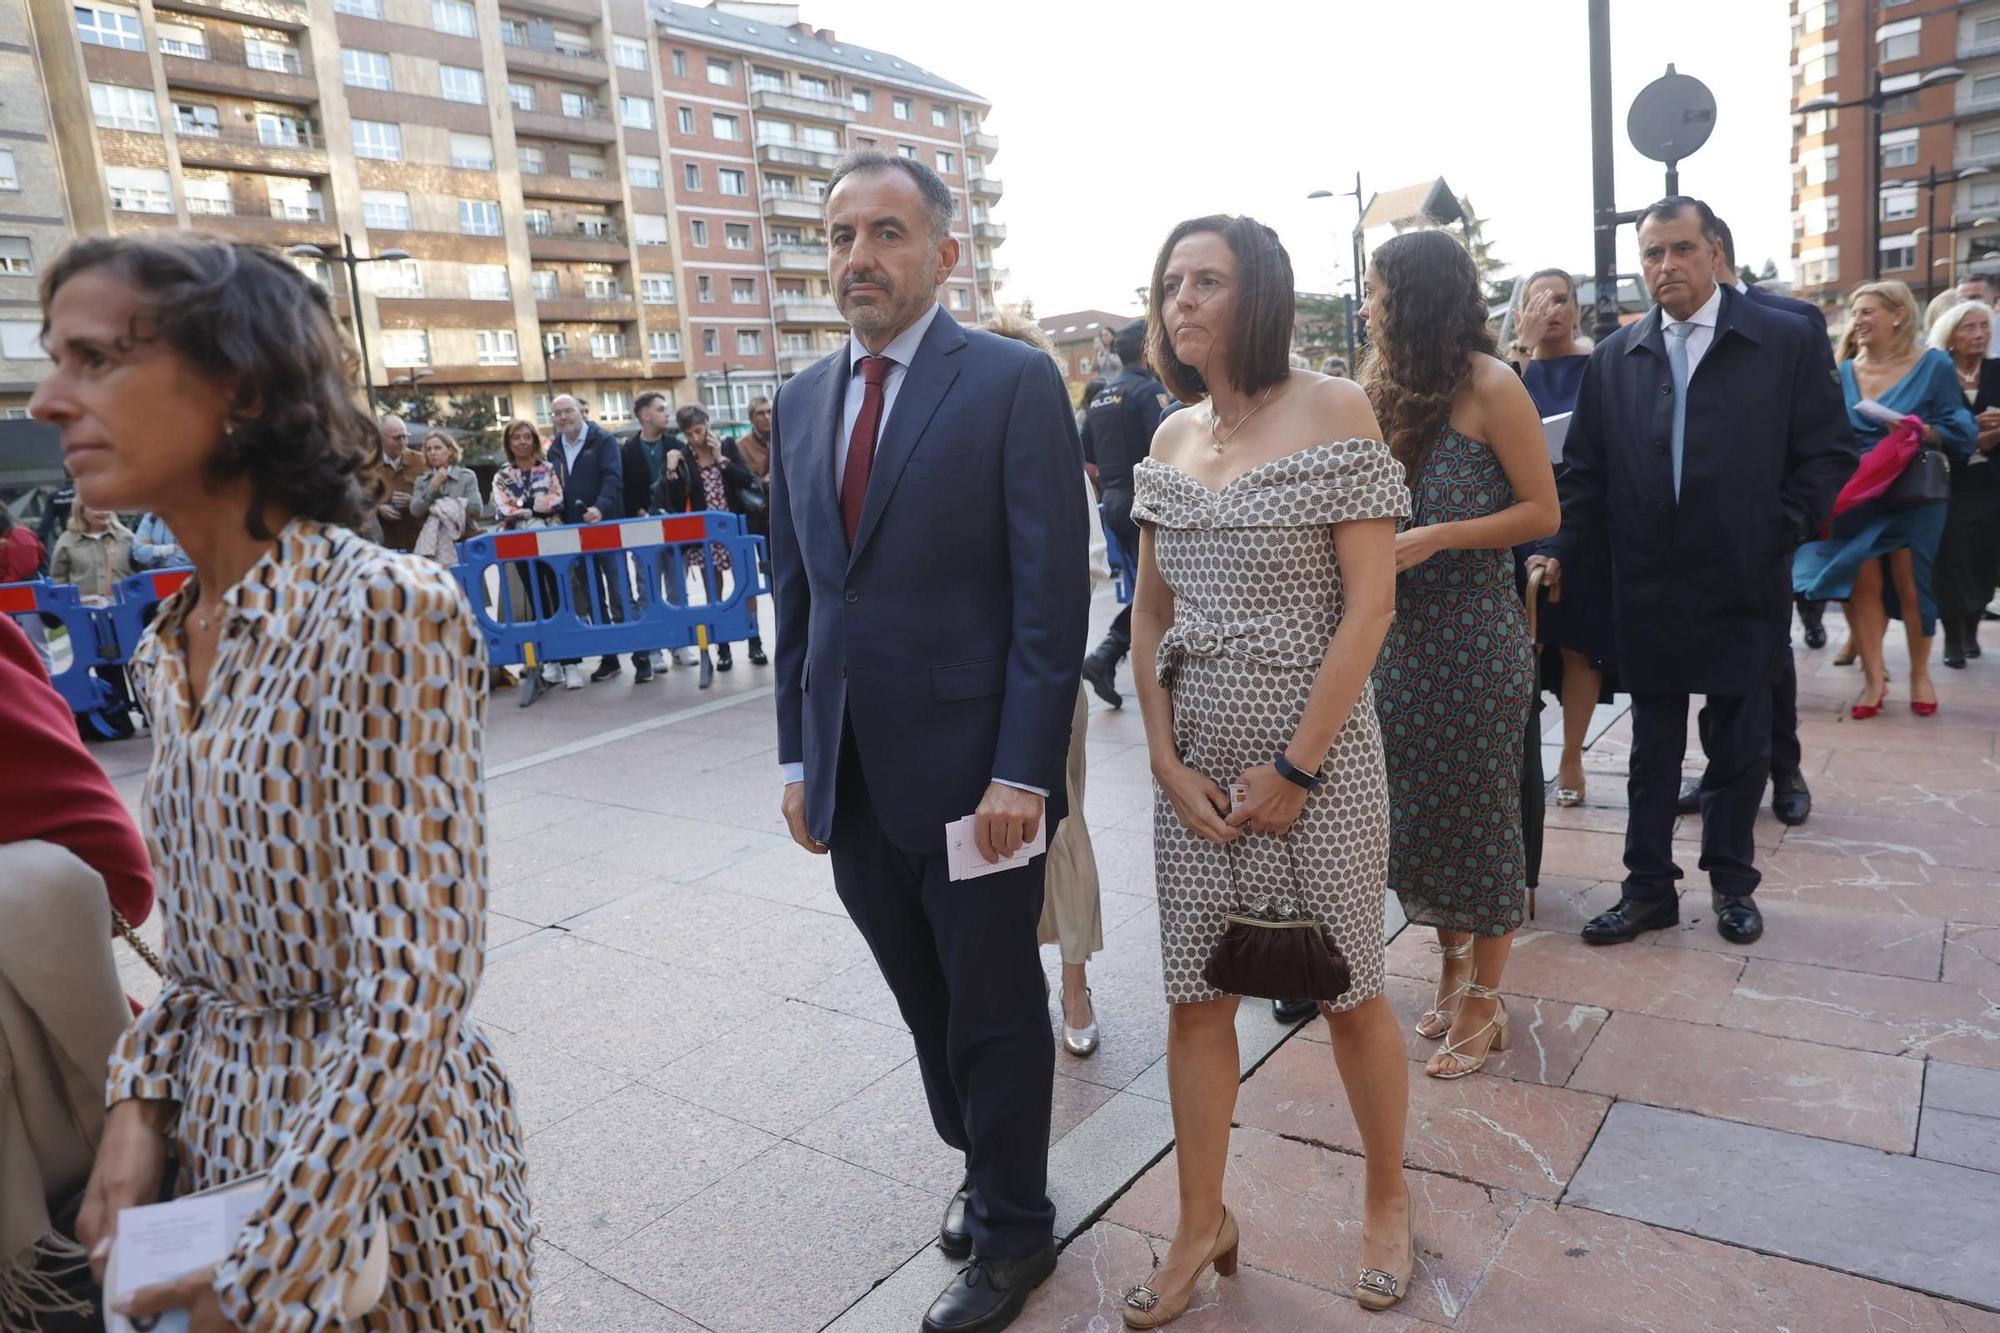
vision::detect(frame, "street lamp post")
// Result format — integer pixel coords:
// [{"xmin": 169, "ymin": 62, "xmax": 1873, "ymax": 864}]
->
[
  {"xmin": 1898, "ymin": 168, "xmax": 1993, "ymax": 300},
  {"xmin": 286, "ymin": 235, "xmax": 409, "ymax": 412},
  {"xmin": 1794, "ymin": 65, "xmax": 1965, "ymax": 282},
  {"xmin": 1307, "ymin": 174, "xmax": 1366, "ymax": 361}
]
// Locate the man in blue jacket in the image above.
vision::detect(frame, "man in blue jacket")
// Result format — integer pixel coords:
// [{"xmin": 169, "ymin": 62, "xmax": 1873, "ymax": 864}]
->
[
  {"xmin": 769, "ymin": 152, "xmax": 1087, "ymax": 1333},
  {"xmin": 545, "ymin": 393, "xmax": 623, "ymax": 690}
]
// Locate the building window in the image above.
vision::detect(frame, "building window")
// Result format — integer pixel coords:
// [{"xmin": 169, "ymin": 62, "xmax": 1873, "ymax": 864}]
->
[
  {"xmin": 684, "ymin": 162, "xmax": 703, "ymax": 191},
  {"xmin": 0, "ymin": 237, "xmax": 33, "ymax": 275},
  {"xmin": 718, "ymin": 168, "xmax": 747, "ymax": 196},
  {"xmin": 106, "ymin": 166, "xmax": 172, "ymax": 212},
  {"xmin": 488, "ymin": 393, "xmax": 514, "ymax": 420},
  {"xmin": 628, "ymin": 155, "xmax": 661, "ymax": 188},
  {"xmin": 1801, "ymin": 1, "xmax": 1837, "ymax": 30},
  {"xmin": 641, "ymin": 273, "xmax": 675, "ymax": 303},
  {"xmin": 517, "ymin": 144, "xmax": 545, "ymax": 174},
  {"xmin": 750, "ymin": 64, "xmax": 784, "ymax": 92},
  {"xmin": 1881, "ymin": 186, "xmax": 1918, "ymax": 222},
  {"xmin": 371, "ymin": 259, "xmax": 422, "ymax": 298},
  {"xmin": 508, "ymin": 81, "xmax": 534, "ymax": 111},
  {"xmin": 702, "ymin": 328, "xmax": 718, "ymax": 355},
  {"xmin": 361, "ymin": 189, "xmax": 411, "ymax": 229},
  {"xmin": 333, "ymin": 0, "xmax": 381, "ymax": 15},
  {"xmin": 1880, "ymin": 234, "xmax": 1917, "ymax": 272},
  {"xmin": 561, "ymin": 91, "xmax": 596, "ymax": 119},
  {"xmin": 352, "ymin": 119, "xmax": 403, "ymax": 160},
  {"xmin": 898, "ymin": 144, "xmax": 917, "ymax": 160},
  {"xmin": 851, "ymin": 88, "xmax": 872, "ymax": 112},
  {"xmin": 1801, "ymin": 107, "xmax": 1836, "ymax": 136},
  {"xmin": 893, "ymin": 96, "xmax": 911, "ymax": 120},
  {"xmin": 576, "ymin": 211, "xmax": 612, "ymax": 238},
  {"xmin": 156, "ymin": 22, "xmax": 207, "ymax": 57},
  {"xmin": 0, "ymin": 151, "xmax": 17, "ymax": 190},
  {"xmin": 531, "ymin": 268, "xmax": 557, "ymax": 298},
  {"xmin": 1973, "ymin": 72, "xmax": 2000, "ymax": 105},
  {"xmin": 1877, "ymin": 17, "xmax": 1920, "ymax": 64},
  {"xmin": 569, "ymin": 150, "xmax": 605, "ymax": 180},
  {"xmin": 613, "ymin": 37, "xmax": 648, "ymax": 71},
  {"xmin": 599, "ymin": 389, "xmax": 632, "ymax": 420},
  {"xmin": 936, "ymin": 150, "xmax": 955, "ymax": 174},
  {"xmin": 1972, "ymin": 126, "xmax": 2000, "ymax": 159},
  {"xmin": 677, "ymin": 106, "xmax": 695, "ymax": 134},
  {"xmin": 619, "ymin": 96, "xmax": 654, "ymax": 129},
  {"xmin": 1880, "ymin": 128, "xmax": 1919, "ymax": 170},
  {"xmin": 648, "ymin": 329, "xmax": 682, "ymax": 359},
  {"xmin": 731, "ymin": 277, "xmax": 755, "ymax": 303},
  {"xmin": 440, "ymin": 66, "xmax": 484, "ymax": 104},
  {"xmin": 541, "ymin": 331, "xmax": 567, "ymax": 358},
  {"xmin": 476, "ymin": 329, "xmax": 519, "ymax": 365},
  {"xmin": 697, "ymin": 275, "xmax": 713, "ymax": 302},
  {"xmin": 76, "ymin": 4, "xmax": 143, "ymax": 50},
  {"xmin": 1978, "ymin": 15, "xmax": 2000, "ymax": 45},
  {"xmin": 458, "ymin": 199, "xmax": 501, "ymax": 236},
  {"xmin": 466, "ymin": 264, "xmax": 510, "ymax": 300},
  {"xmin": 635, "ymin": 214, "xmax": 670, "ymax": 246},
  {"xmin": 931, "ymin": 105, "xmax": 948, "ymax": 128},
  {"xmin": 379, "ymin": 329, "xmax": 430, "ymax": 368},
  {"xmin": 725, "ymin": 222, "xmax": 751, "ymax": 250},
  {"xmin": 707, "ymin": 58, "xmax": 732, "ymax": 86},
  {"xmin": 450, "ymin": 133, "xmax": 494, "ymax": 170},
  {"xmin": 789, "ymin": 74, "xmax": 825, "ymax": 99},
  {"xmin": 90, "ymin": 83, "xmax": 159, "ymax": 133},
  {"xmin": 1798, "ymin": 40, "xmax": 1838, "ymax": 86},
  {"xmin": 1801, "ymin": 143, "xmax": 1839, "ymax": 185},
  {"xmin": 671, "ymin": 48, "xmax": 686, "ymax": 77},
  {"xmin": 342, "ymin": 49, "xmax": 393, "ymax": 91},
  {"xmin": 712, "ymin": 112, "xmax": 740, "ymax": 140},
  {"xmin": 581, "ymin": 267, "xmax": 618, "ymax": 298},
  {"xmin": 736, "ymin": 329, "xmax": 762, "ymax": 355},
  {"xmin": 431, "ymin": 0, "xmax": 474, "ymax": 33},
  {"xmin": 1800, "ymin": 196, "xmax": 1839, "ymax": 237},
  {"xmin": 266, "ymin": 177, "xmax": 321, "ymax": 221},
  {"xmin": 589, "ymin": 332, "xmax": 626, "ymax": 358},
  {"xmin": 1, "ymin": 321, "xmax": 44, "ymax": 359},
  {"xmin": 949, "ymin": 286, "xmax": 969, "ymax": 310},
  {"xmin": 689, "ymin": 218, "xmax": 708, "ymax": 246},
  {"xmin": 173, "ymin": 101, "xmax": 220, "ymax": 137}
]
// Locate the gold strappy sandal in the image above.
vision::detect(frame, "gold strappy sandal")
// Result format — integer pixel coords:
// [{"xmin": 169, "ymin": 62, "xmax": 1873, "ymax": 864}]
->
[
  {"xmin": 1413, "ymin": 940, "xmax": 1473, "ymax": 1040},
  {"xmin": 1427, "ymin": 982, "xmax": 1509, "ymax": 1080}
]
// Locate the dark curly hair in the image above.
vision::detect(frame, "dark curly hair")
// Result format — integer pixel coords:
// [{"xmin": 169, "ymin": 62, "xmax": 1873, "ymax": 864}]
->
[
  {"xmin": 39, "ymin": 232, "xmax": 375, "ymax": 539},
  {"xmin": 1358, "ymin": 228, "xmax": 1496, "ymax": 484},
  {"xmin": 1146, "ymin": 215, "xmax": 1294, "ymax": 404}
]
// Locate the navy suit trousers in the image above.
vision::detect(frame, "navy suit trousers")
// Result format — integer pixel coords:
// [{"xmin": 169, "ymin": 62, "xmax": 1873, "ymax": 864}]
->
[
  {"xmin": 828, "ymin": 726, "xmax": 1055, "ymax": 1259},
  {"xmin": 1625, "ymin": 689, "xmax": 1770, "ymax": 902}
]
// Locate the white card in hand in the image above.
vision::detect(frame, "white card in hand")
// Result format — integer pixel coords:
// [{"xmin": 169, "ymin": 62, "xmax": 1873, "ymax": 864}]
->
[
  {"xmin": 944, "ymin": 814, "xmax": 1047, "ymax": 881},
  {"xmin": 104, "ymin": 1181, "xmax": 265, "ymax": 1333}
]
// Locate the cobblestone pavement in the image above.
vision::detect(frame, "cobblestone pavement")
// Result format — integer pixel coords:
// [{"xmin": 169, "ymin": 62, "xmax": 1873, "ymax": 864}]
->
[{"xmin": 91, "ymin": 601, "xmax": 2000, "ymax": 1331}]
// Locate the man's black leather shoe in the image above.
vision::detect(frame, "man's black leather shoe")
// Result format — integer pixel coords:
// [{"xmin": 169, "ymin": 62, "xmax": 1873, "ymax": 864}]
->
[
  {"xmin": 633, "ymin": 655, "xmax": 654, "ymax": 683},
  {"xmin": 1798, "ymin": 598, "xmax": 1827, "ymax": 649},
  {"xmin": 1770, "ymin": 768, "xmax": 1811, "ymax": 826},
  {"xmin": 1676, "ymin": 779, "xmax": 1701, "ymax": 815},
  {"xmin": 922, "ymin": 1244, "xmax": 1057, "ymax": 1333},
  {"xmin": 589, "ymin": 657, "xmax": 621, "ymax": 682},
  {"xmin": 1713, "ymin": 892, "xmax": 1764, "ymax": 945},
  {"xmin": 1582, "ymin": 896, "xmax": 1678, "ymax": 945},
  {"xmin": 939, "ymin": 1178, "xmax": 972, "ymax": 1259},
  {"xmin": 1080, "ymin": 649, "xmax": 1122, "ymax": 708},
  {"xmin": 1272, "ymin": 998, "xmax": 1318, "ymax": 1023}
]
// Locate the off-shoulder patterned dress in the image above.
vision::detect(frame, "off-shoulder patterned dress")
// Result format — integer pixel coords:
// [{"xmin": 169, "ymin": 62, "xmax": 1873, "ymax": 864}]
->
[
  {"xmin": 1132, "ymin": 440, "xmax": 1411, "ymax": 1009},
  {"xmin": 108, "ymin": 519, "xmax": 535, "ymax": 1332}
]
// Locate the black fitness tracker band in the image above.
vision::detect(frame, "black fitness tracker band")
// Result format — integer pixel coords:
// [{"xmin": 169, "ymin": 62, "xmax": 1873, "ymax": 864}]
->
[{"xmin": 1273, "ymin": 751, "xmax": 1325, "ymax": 792}]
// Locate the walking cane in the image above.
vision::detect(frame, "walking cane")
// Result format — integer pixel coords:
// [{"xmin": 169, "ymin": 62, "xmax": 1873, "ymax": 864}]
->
[{"xmin": 1522, "ymin": 564, "xmax": 1547, "ymax": 921}]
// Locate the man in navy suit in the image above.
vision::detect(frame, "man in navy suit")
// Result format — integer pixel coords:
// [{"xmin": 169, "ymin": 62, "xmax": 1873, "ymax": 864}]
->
[
  {"xmin": 768, "ymin": 152, "xmax": 1087, "ymax": 1333},
  {"xmin": 1530, "ymin": 197, "xmax": 1855, "ymax": 950},
  {"xmin": 1672, "ymin": 218, "xmax": 1832, "ymax": 828},
  {"xmin": 545, "ymin": 393, "xmax": 624, "ymax": 690}
]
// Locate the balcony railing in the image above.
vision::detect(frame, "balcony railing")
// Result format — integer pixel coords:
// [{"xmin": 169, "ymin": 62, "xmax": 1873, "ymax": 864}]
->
[
  {"xmin": 268, "ymin": 200, "xmax": 327, "ymax": 221},
  {"xmin": 966, "ymin": 129, "xmax": 999, "ymax": 156},
  {"xmin": 501, "ymin": 29, "xmax": 599, "ymax": 61},
  {"xmin": 749, "ymin": 87, "xmax": 854, "ymax": 124},
  {"xmin": 777, "ymin": 348, "xmax": 823, "ymax": 375},
  {"xmin": 755, "ymin": 138, "xmax": 841, "ymax": 172},
  {"xmin": 972, "ymin": 219, "xmax": 1006, "ymax": 244},
  {"xmin": 768, "ymin": 242, "xmax": 828, "ymax": 271},
  {"xmin": 185, "ymin": 196, "xmax": 235, "ymax": 216},
  {"xmin": 175, "ymin": 124, "xmax": 324, "ymax": 150},
  {"xmin": 969, "ymin": 173, "xmax": 1003, "ymax": 200},
  {"xmin": 760, "ymin": 190, "xmax": 823, "ymax": 222},
  {"xmin": 525, "ymin": 219, "xmax": 626, "ymax": 245},
  {"xmin": 771, "ymin": 296, "xmax": 844, "ymax": 324}
]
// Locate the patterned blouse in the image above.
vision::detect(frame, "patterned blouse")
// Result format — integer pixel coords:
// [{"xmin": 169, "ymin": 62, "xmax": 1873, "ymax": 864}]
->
[
  {"xmin": 490, "ymin": 462, "xmax": 562, "ymax": 528},
  {"xmin": 110, "ymin": 519, "xmax": 535, "ymax": 1331}
]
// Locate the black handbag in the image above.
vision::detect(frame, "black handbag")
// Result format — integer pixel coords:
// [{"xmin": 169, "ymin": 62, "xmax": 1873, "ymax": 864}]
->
[
  {"xmin": 1200, "ymin": 837, "xmax": 1352, "ymax": 1004},
  {"xmin": 1881, "ymin": 444, "xmax": 1951, "ymax": 510}
]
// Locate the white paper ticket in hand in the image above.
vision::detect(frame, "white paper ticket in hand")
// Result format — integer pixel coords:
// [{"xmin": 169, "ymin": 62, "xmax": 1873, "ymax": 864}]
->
[
  {"xmin": 945, "ymin": 814, "xmax": 1047, "ymax": 881},
  {"xmin": 104, "ymin": 1179, "xmax": 265, "ymax": 1333}
]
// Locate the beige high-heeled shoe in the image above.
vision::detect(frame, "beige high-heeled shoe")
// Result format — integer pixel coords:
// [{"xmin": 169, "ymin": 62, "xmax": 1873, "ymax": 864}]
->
[
  {"xmin": 1427, "ymin": 983, "xmax": 1509, "ymax": 1080},
  {"xmin": 1354, "ymin": 1186, "xmax": 1416, "ymax": 1312},
  {"xmin": 1122, "ymin": 1208, "xmax": 1239, "ymax": 1329},
  {"xmin": 1414, "ymin": 941, "xmax": 1473, "ymax": 1040}
]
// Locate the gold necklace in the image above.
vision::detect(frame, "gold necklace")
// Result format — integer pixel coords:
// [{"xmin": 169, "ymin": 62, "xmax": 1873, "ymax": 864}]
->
[{"xmin": 1207, "ymin": 386, "xmax": 1274, "ymax": 454}]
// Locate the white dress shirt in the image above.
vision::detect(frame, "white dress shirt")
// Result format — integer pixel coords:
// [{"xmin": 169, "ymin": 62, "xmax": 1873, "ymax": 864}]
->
[
  {"xmin": 779, "ymin": 300, "xmax": 1046, "ymax": 800},
  {"xmin": 1664, "ymin": 282, "xmax": 1723, "ymax": 378}
]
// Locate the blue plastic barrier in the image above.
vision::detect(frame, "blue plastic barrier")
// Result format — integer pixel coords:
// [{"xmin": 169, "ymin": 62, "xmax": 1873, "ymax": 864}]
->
[
  {"xmin": 0, "ymin": 579, "xmax": 128, "ymax": 734},
  {"xmin": 1099, "ymin": 503, "xmax": 1137, "ymax": 605},
  {"xmin": 451, "ymin": 511, "xmax": 768, "ymax": 702}
]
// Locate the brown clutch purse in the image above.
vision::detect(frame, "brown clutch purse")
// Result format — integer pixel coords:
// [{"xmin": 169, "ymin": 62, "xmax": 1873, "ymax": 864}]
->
[{"xmin": 1202, "ymin": 901, "xmax": 1352, "ymax": 1003}]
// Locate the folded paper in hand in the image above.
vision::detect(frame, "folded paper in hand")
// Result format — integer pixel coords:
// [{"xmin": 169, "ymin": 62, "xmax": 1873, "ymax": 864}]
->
[
  {"xmin": 944, "ymin": 815, "xmax": 1046, "ymax": 881},
  {"xmin": 104, "ymin": 1181, "xmax": 265, "ymax": 1333}
]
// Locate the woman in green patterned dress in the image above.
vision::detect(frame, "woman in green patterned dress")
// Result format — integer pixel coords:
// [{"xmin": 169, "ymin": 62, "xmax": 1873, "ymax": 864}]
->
[{"xmin": 1362, "ymin": 230, "xmax": 1561, "ymax": 1080}]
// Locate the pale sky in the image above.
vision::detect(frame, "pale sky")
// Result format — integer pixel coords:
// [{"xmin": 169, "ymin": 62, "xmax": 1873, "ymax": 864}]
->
[{"xmin": 804, "ymin": 0, "xmax": 1797, "ymax": 318}]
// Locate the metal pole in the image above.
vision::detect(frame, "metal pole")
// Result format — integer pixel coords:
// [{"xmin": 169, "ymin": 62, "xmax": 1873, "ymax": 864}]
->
[
  {"xmin": 1926, "ymin": 167, "xmax": 1938, "ymax": 302},
  {"xmin": 1868, "ymin": 74, "xmax": 1882, "ymax": 280},
  {"xmin": 342, "ymin": 233, "xmax": 376, "ymax": 412},
  {"xmin": 1348, "ymin": 172, "xmax": 1365, "ymax": 359},
  {"xmin": 1588, "ymin": 0, "xmax": 1620, "ymax": 340},
  {"xmin": 1665, "ymin": 162, "xmax": 1679, "ymax": 197}
]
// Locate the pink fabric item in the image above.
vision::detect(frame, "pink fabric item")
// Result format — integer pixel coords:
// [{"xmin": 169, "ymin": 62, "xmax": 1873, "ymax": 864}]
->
[{"xmin": 1831, "ymin": 415, "xmax": 1923, "ymax": 520}]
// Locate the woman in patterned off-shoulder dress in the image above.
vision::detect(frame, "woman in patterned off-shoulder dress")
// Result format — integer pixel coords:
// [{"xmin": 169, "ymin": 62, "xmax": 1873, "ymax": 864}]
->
[
  {"xmin": 39, "ymin": 233, "xmax": 534, "ymax": 1332},
  {"xmin": 1360, "ymin": 229, "xmax": 1559, "ymax": 1084},
  {"xmin": 1121, "ymin": 215, "xmax": 1416, "ymax": 1327}
]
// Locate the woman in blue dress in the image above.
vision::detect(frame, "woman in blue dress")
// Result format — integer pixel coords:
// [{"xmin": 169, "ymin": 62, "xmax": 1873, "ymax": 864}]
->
[
  {"xmin": 1504, "ymin": 268, "xmax": 1604, "ymax": 806},
  {"xmin": 1796, "ymin": 280, "xmax": 1977, "ymax": 718}
]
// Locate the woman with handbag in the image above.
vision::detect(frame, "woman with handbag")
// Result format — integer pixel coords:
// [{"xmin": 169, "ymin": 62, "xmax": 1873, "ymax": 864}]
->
[
  {"xmin": 658, "ymin": 406, "xmax": 767, "ymax": 669},
  {"xmin": 1927, "ymin": 300, "xmax": 2000, "ymax": 668},
  {"xmin": 1796, "ymin": 281, "xmax": 1976, "ymax": 718},
  {"xmin": 34, "ymin": 232, "xmax": 534, "ymax": 1331},
  {"xmin": 1124, "ymin": 215, "xmax": 1412, "ymax": 1325},
  {"xmin": 490, "ymin": 418, "xmax": 563, "ymax": 627}
]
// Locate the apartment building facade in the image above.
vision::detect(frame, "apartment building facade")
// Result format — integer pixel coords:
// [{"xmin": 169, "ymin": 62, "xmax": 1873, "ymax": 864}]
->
[
  {"xmin": 12, "ymin": 0, "xmax": 1004, "ymax": 427},
  {"xmin": 1791, "ymin": 0, "xmax": 2000, "ymax": 318},
  {"xmin": 0, "ymin": 0, "xmax": 73, "ymax": 406}
]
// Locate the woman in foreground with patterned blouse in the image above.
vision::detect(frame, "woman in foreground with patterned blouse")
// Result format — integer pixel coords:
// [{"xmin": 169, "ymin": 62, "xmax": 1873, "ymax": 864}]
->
[{"xmin": 33, "ymin": 232, "xmax": 534, "ymax": 1332}]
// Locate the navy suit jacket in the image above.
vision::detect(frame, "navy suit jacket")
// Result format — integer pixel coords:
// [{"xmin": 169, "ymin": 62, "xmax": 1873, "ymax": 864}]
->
[
  {"xmin": 769, "ymin": 308, "xmax": 1090, "ymax": 852},
  {"xmin": 550, "ymin": 421, "xmax": 624, "ymax": 523},
  {"xmin": 1745, "ymin": 282, "xmax": 1829, "ymax": 341},
  {"xmin": 1550, "ymin": 284, "xmax": 1856, "ymax": 696}
]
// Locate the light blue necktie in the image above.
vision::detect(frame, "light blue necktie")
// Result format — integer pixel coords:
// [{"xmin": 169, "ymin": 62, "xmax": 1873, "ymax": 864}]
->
[{"xmin": 1665, "ymin": 322, "xmax": 1694, "ymax": 501}]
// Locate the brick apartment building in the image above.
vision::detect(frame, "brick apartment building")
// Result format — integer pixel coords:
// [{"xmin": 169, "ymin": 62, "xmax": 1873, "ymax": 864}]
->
[
  {"xmin": 1037, "ymin": 308, "xmax": 1130, "ymax": 396},
  {"xmin": 1791, "ymin": 0, "xmax": 2000, "ymax": 321},
  {"xmin": 6, "ymin": 0, "xmax": 1005, "ymax": 428}
]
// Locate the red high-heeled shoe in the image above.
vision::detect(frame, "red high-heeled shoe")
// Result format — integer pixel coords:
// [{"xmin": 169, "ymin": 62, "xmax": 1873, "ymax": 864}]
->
[
  {"xmin": 1911, "ymin": 695, "xmax": 1938, "ymax": 717},
  {"xmin": 1852, "ymin": 682, "xmax": 1889, "ymax": 720}
]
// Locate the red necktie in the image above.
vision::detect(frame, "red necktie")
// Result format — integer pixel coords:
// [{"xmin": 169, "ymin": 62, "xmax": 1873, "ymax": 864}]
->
[{"xmin": 842, "ymin": 355, "xmax": 892, "ymax": 545}]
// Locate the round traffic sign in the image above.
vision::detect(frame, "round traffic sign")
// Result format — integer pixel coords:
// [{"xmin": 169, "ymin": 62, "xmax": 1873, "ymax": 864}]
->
[{"xmin": 1628, "ymin": 65, "xmax": 1717, "ymax": 165}]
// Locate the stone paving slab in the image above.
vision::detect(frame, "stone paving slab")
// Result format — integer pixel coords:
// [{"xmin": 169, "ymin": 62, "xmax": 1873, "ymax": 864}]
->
[
  {"xmin": 1719, "ymin": 958, "xmax": 2000, "ymax": 1069},
  {"xmin": 1566, "ymin": 1102, "xmax": 2000, "ymax": 1311}
]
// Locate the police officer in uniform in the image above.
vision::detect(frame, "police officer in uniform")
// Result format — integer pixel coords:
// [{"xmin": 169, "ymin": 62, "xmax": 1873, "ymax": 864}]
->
[{"xmin": 1080, "ymin": 319, "xmax": 1165, "ymax": 707}]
